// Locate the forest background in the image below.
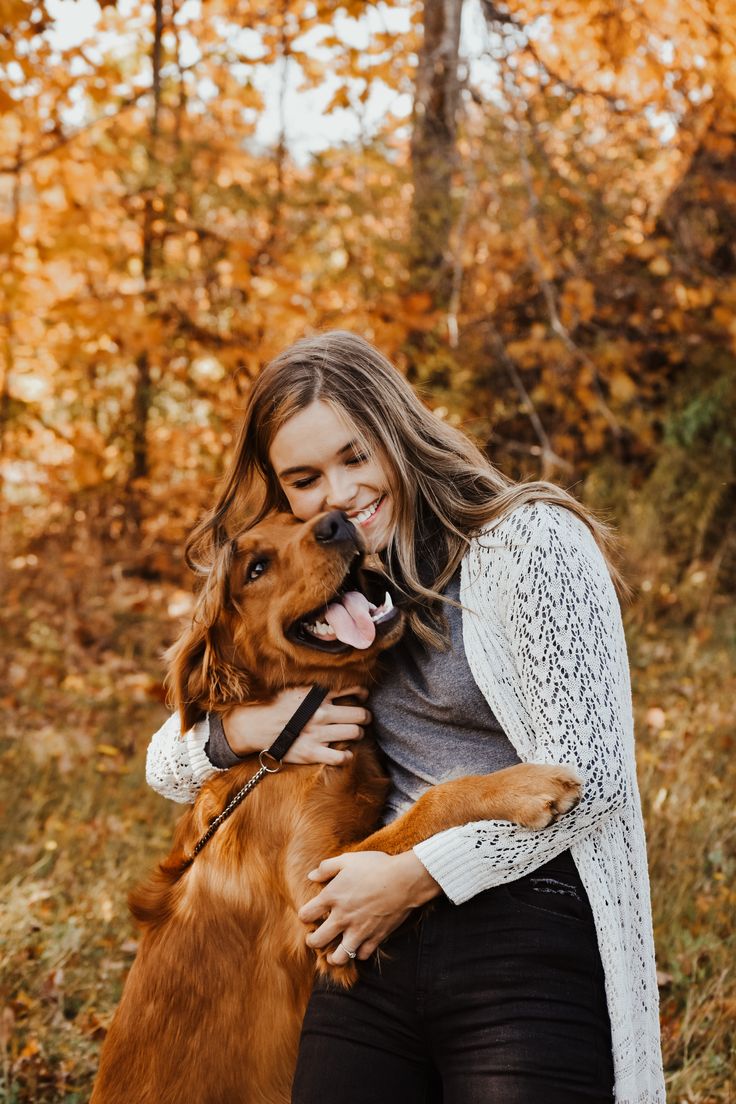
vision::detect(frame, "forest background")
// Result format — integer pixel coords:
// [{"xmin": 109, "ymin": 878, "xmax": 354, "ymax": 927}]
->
[{"xmin": 1, "ymin": 0, "xmax": 735, "ymax": 1100}]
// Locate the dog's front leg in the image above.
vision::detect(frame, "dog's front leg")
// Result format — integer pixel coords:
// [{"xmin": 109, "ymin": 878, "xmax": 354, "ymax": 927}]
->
[{"xmin": 350, "ymin": 762, "xmax": 582, "ymax": 855}]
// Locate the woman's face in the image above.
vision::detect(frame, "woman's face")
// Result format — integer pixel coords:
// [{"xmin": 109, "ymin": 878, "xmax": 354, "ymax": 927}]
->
[{"xmin": 268, "ymin": 400, "xmax": 395, "ymax": 553}]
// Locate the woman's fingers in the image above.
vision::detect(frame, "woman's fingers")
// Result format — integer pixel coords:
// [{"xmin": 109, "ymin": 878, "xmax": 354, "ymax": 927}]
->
[
  {"xmin": 355, "ymin": 940, "xmax": 377, "ymax": 961},
  {"xmin": 327, "ymin": 937, "xmax": 363, "ymax": 966},
  {"xmin": 334, "ymin": 684, "xmax": 370, "ymax": 701},
  {"xmin": 320, "ymin": 722, "xmax": 367, "ymax": 741},
  {"xmin": 279, "ymin": 684, "xmax": 371, "ymax": 765},
  {"xmin": 305, "ymin": 915, "xmax": 369, "ymax": 964},
  {"xmin": 306, "ymin": 709, "xmax": 371, "ymax": 732},
  {"xmin": 312, "ymin": 745, "xmax": 354, "ymax": 766},
  {"xmin": 284, "ymin": 733, "xmax": 363, "ymax": 764},
  {"xmin": 308, "ymin": 856, "xmax": 344, "ymax": 882},
  {"xmin": 305, "ymin": 913, "xmax": 343, "ymax": 948},
  {"xmin": 310, "ymin": 704, "xmax": 372, "ymax": 730},
  {"xmin": 334, "ymin": 705, "xmax": 373, "ymax": 726}
]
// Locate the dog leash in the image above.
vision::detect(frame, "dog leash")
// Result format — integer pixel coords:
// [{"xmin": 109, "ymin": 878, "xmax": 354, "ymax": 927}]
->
[{"xmin": 183, "ymin": 684, "xmax": 330, "ymax": 868}]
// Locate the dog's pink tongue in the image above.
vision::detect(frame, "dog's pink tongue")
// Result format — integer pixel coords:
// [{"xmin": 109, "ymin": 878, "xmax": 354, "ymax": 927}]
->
[{"xmin": 324, "ymin": 591, "xmax": 376, "ymax": 649}]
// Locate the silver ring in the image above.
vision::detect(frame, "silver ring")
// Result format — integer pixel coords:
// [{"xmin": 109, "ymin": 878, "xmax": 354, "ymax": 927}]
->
[{"xmin": 339, "ymin": 942, "xmax": 357, "ymax": 960}]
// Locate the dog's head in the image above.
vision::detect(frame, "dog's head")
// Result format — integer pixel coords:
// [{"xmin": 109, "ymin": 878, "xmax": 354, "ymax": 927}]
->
[{"xmin": 167, "ymin": 510, "xmax": 404, "ymax": 730}]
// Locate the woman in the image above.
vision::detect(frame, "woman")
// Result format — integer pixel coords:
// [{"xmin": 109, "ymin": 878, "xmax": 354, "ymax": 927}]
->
[{"xmin": 146, "ymin": 330, "xmax": 665, "ymax": 1103}]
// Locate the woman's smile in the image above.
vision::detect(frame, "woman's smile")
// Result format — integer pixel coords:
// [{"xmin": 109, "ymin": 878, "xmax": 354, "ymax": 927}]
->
[{"xmin": 347, "ymin": 494, "xmax": 387, "ymax": 527}]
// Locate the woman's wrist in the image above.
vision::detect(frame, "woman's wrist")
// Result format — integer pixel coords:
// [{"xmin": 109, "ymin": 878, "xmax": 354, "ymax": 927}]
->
[
  {"xmin": 221, "ymin": 707, "xmax": 261, "ymax": 756},
  {"xmin": 205, "ymin": 710, "xmax": 244, "ymax": 768},
  {"xmin": 392, "ymin": 850, "xmax": 443, "ymax": 907}
]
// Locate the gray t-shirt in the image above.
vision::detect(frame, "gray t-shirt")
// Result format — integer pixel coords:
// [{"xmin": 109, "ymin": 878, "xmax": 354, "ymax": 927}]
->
[
  {"xmin": 371, "ymin": 565, "xmax": 520, "ymax": 825},
  {"xmin": 206, "ymin": 566, "xmax": 521, "ymax": 819}
]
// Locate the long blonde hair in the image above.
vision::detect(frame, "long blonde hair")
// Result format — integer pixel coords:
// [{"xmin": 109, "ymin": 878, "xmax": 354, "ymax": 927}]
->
[{"xmin": 186, "ymin": 330, "xmax": 628, "ymax": 648}]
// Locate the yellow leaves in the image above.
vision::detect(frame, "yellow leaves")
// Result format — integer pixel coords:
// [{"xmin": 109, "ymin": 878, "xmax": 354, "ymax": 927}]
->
[
  {"xmin": 292, "ymin": 49, "xmax": 326, "ymax": 86},
  {"xmin": 648, "ymin": 256, "xmax": 670, "ymax": 277},
  {"xmin": 61, "ymin": 674, "xmax": 86, "ymax": 693},
  {"xmin": 163, "ymin": 236, "xmax": 184, "ymax": 266},
  {"xmin": 61, "ymin": 160, "xmax": 100, "ymax": 207},
  {"xmin": 251, "ymin": 275, "xmax": 277, "ymax": 298},
  {"xmin": 19, "ymin": 1037, "xmax": 40, "ymax": 1060},
  {"xmin": 399, "ymin": 290, "xmax": 440, "ymax": 331},
  {"xmin": 713, "ymin": 304, "xmax": 736, "ymax": 331},
  {"xmin": 323, "ymin": 85, "xmax": 352, "ymax": 114},
  {"xmin": 403, "ymin": 291, "xmax": 432, "ymax": 313},
  {"xmin": 518, "ymin": 0, "xmax": 727, "ymax": 108},
  {"xmin": 608, "ymin": 370, "xmax": 637, "ymax": 404},
  {"xmin": 582, "ymin": 424, "xmax": 605, "ymax": 451},
  {"xmin": 560, "ymin": 277, "xmax": 595, "ymax": 326},
  {"xmin": 674, "ymin": 284, "xmax": 715, "ymax": 311},
  {"xmin": 72, "ymin": 450, "xmax": 106, "ymax": 491},
  {"xmin": 0, "ymin": 87, "xmax": 17, "ymax": 115}
]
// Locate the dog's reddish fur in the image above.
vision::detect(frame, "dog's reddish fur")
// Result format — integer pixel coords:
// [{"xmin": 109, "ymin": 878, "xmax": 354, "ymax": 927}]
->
[{"xmin": 91, "ymin": 511, "xmax": 581, "ymax": 1104}]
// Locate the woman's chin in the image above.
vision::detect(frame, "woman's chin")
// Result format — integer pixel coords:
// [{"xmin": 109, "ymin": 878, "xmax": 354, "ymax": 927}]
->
[{"xmin": 361, "ymin": 501, "xmax": 393, "ymax": 553}]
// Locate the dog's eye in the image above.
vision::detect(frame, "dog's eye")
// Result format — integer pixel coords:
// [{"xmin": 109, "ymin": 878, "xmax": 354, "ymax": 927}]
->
[{"xmin": 246, "ymin": 558, "xmax": 269, "ymax": 582}]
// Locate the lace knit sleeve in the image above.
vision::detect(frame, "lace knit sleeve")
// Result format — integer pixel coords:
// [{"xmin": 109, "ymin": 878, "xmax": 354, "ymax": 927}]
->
[
  {"xmin": 145, "ymin": 711, "xmax": 226, "ymax": 803},
  {"xmin": 413, "ymin": 504, "xmax": 634, "ymax": 904}
]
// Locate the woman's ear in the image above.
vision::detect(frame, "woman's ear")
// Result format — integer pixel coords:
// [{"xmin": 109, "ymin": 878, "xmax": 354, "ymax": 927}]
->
[{"xmin": 164, "ymin": 539, "xmax": 250, "ymax": 732}]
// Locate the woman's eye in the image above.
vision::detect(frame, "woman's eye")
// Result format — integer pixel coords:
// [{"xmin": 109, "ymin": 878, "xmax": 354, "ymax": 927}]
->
[
  {"xmin": 247, "ymin": 559, "xmax": 269, "ymax": 582},
  {"xmin": 291, "ymin": 454, "xmax": 367, "ymax": 489}
]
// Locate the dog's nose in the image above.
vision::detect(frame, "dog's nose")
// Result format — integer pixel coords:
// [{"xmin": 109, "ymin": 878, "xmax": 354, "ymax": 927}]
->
[{"xmin": 314, "ymin": 510, "xmax": 357, "ymax": 546}]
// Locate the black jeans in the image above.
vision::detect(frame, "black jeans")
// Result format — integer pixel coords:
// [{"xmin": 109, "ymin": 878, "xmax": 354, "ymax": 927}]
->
[{"xmin": 292, "ymin": 850, "xmax": 614, "ymax": 1104}]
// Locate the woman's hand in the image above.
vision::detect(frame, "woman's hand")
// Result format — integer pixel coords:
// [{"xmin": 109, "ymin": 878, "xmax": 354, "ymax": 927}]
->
[
  {"xmin": 222, "ymin": 685, "xmax": 371, "ymax": 765},
  {"xmin": 297, "ymin": 850, "xmax": 442, "ymax": 965}
]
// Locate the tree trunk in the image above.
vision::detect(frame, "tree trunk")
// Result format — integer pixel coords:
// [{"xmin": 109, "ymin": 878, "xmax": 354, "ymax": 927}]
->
[
  {"xmin": 0, "ymin": 158, "xmax": 20, "ymax": 473},
  {"xmin": 408, "ymin": 0, "xmax": 463, "ymax": 302},
  {"xmin": 405, "ymin": 0, "xmax": 463, "ymax": 373},
  {"xmin": 129, "ymin": 0, "xmax": 163, "ymax": 496}
]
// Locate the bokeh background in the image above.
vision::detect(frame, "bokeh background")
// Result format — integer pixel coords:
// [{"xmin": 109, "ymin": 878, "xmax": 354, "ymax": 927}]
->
[{"xmin": 1, "ymin": 1, "xmax": 735, "ymax": 1100}]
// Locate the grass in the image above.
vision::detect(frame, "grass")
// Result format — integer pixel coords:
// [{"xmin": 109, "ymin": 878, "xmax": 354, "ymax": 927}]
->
[
  {"xmin": 0, "ymin": 546, "xmax": 733, "ymax": 1102},
  {"xmin": 629, "ymin": 606, "xmax": 736, "ymax": 1103}
]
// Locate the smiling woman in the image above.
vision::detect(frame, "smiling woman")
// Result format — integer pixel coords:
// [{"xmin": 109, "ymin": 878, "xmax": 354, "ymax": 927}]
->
[{"xmin": 145, "ymin": 329, "xmax": 665, "ymax": 1104}]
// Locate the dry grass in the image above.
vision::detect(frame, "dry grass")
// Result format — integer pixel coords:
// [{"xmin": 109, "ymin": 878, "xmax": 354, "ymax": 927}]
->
[
  {"xmin": 0, "ymin": 546, "xmax": 733, "ymax": 1102},
  {"xmin": 628, "ymin": 604, "xmax": 736, "ymax": 1103}
]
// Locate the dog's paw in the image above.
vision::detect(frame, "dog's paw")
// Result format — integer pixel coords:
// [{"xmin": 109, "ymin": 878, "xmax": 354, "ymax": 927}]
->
[{"xmin": 511, "ymin": 765, "xmax": 582, "ymax": 830}]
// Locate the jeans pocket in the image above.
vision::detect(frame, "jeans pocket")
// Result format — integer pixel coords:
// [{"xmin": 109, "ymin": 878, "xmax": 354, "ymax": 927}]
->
[{"xmin": 505, "ymin": 871, "xmax": 591, "ymax": 926}]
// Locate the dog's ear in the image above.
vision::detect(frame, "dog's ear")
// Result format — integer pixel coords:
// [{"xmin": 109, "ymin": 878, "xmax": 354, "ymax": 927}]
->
[
  {"xmin": 164, "ymin": 540, "xmax": 251, "ymax": 732},
  {"xmin": 164, "ymin": 625, "xmax": 211, "ymax": 732},
  {"xmin": 196, "ymin": 538, "xmax": 238, "ymax": 630}
]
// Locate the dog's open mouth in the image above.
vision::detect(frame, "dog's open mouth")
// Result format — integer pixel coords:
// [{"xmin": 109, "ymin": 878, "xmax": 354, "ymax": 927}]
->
[{"xmin": 287, "ymin": 558, "xmax": 399, "ymax": 653}]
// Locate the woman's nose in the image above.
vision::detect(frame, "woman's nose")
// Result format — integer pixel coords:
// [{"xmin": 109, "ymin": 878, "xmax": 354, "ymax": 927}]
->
[{"xmin": 324, "ymin": 471, "xmax": 358, "ymax": 512}]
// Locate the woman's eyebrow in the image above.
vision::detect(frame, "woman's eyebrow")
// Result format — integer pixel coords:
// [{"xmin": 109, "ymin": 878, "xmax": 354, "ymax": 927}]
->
[{"xmin": 277, "ymin": 439, "xmax": 359, "ymax": 480}]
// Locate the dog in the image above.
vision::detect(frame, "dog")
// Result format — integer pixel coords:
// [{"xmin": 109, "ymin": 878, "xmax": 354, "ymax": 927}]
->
[{"xmin": 91, "ymin": 509, "xmax": 581, "ymax": 1104}]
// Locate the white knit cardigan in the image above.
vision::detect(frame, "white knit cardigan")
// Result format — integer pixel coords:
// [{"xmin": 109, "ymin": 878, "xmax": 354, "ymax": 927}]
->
[{"xmin": 146, "ymin": 501, "xmax": 665, "ymax": 1103}]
